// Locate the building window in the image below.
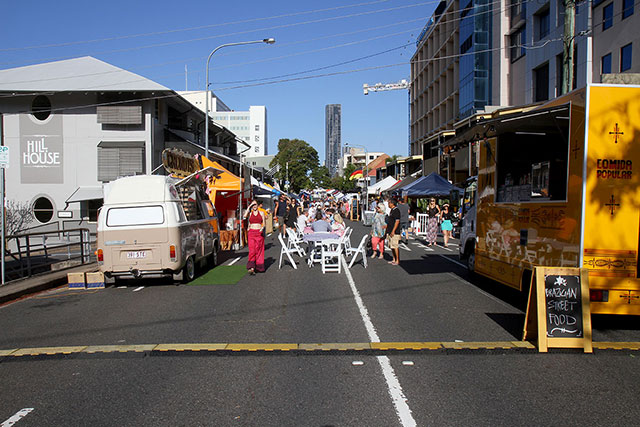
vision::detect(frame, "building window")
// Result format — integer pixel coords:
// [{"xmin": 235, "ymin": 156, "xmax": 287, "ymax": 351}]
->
[
  {"xmin": 603, "ymin": 3, "xmax": 613, "ymax": 30},
  {"xmin": 621, "ymin": 43, "xmax": 633, "ymax": 72},
  {"xmin": 534, "ymin": 62, "xmax": 550, "ymax": 102},
  {"xmin": 535, "ymin": 7, "xmax": 550, "ymax": 40},
  {"xmin": 97, "ymin": 141, "xmax": 145, "ymax": 182},
  {"xmin": 601, "ymin": 53, "xmax": 612, "ymax": 74},
  {"xmin": 623, "ymin": 0, "xmax": 634, "ymax": 18},
  {"xmin": 33, "ymin": 196, "xmax": 54, "ymax": 223},
  {"xmin": 31, "ymin": 95, "xmax": 52, "ymax": 121},
  {"xmin": 510, "ymin": 26, "xmax": 527, "ymax": 61}
]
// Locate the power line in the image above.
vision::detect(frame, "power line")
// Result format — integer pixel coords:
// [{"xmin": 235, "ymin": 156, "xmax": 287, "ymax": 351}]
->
[
  {"xmin": 0, "ymin": 17, "xmax": 426, "ymax": 86},
  {"xmin": 0, "ymin": 0, "xmax": 438, "ymax": 66},
  {"xmin": 0, "ymin": 0, "xmax": 391, "ymax": 52}
]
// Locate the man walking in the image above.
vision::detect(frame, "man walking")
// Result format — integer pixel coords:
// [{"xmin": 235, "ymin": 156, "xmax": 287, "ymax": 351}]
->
[
  {"xmin": 275, "ymin": 195, "xmax": 288, "ymax": 236},
  {"xmin": 386, "ymin": 198, "xmax": 401, "ymax": 265},
  {"xmin": 397, "ymin": 198, "xmax": 410, "ymax": 244}
]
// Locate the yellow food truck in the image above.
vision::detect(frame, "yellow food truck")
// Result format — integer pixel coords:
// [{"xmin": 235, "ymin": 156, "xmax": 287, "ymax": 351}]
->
[{"xmin": 459, "ymin": 84, "xmax": 640, "ymax": 315}]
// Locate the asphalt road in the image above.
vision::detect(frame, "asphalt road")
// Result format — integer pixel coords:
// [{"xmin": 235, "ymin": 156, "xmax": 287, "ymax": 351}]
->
[{"xmin": 2, "ymin": 220, "xmax": 640, "ymax": 426}]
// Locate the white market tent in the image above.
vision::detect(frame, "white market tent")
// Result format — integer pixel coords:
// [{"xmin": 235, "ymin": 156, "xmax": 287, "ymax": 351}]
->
[{"xmin": 367, "ymin": 176, "xmax": 399, "ymax": 195}]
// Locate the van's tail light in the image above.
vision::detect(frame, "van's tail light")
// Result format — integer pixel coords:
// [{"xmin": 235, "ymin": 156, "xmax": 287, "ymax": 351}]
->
[
  {"xmin": 97, "ymin": 249, "xmax": 104, "ymax": 263},
  {"xmin": 169, "ymin": 245, "xmax": 177, "ymax": 261},
  {"xmin": 590, "ymin": 290, "xmax": 609, "ymax": 302}
]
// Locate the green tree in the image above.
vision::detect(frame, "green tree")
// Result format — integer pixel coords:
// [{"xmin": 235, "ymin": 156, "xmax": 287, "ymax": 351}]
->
[
  {"xmin": 330, "ymin": 163, "xmax": 358, "ymax": 192},
  {"xmin": 269, "ymin": 138, "xmax": 319, "ymax": 192},
  {"xmin": 310, "ymin": 165, "xmax": 332, "ymax": 189},
  {"xmin": 385, "ymin": 154, "xmax": 401, "ymax": 164}
]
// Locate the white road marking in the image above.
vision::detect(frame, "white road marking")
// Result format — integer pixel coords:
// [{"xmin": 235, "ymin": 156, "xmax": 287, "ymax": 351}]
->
[
  {"xmin": 2, "ymin": 408, "xmax": 34, "ymax": 427},
  {"xmin": 447, "ymin": 272, "xmax": 516, "ymax": 309},
  {"xmin": 227, "ymin": 257, "xmax": 241, "ymax": 266},
  {"xmin": 399, "ymin": 243, "xmax": 412, "ymax": 251},
  {"xmin": 438, "ymin": 254, "xmax": 466, "ymax": 269},
  {"xmin": 132, "ymin": 286, "xmax": 144, "ymax": 292},
  {"xmin": 342, "ymin": 258, "xmax": 417, "ymax": 427},
  {"xmin": 117, "ymin": 286, "xmax": 127, "ymax": 289},
  {"xmin": 436, "ymin": 244, "xmax": 453, "ymax": 252}
]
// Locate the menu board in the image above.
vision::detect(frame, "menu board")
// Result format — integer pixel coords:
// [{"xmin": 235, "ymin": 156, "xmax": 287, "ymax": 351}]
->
[
  {"xmin": 523, "ymin": 267, "xmax": 592, "ymax": 352},
  {"xmin": 544, "ymin": 274, "xmax": 584, "ymax": 338}
]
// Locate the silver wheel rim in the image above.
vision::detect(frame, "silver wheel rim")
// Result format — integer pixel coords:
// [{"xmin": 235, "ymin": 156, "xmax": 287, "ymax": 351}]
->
[{"xmin": 186, "ymin": 258, "xmax": 195, "ymax": 280}]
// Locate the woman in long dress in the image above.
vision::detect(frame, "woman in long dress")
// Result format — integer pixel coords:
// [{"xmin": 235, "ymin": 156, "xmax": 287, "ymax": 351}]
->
[
  {"xmin": 371, "ymin": 204, "xmax": 387, "ymax": 259},
  {"xmin": 244, "ymin": 200, "xmax": 265, "ymax": 274},
  {"xmin": 426, "ymin": 198, "xmax": 440, "ymax": 246}
]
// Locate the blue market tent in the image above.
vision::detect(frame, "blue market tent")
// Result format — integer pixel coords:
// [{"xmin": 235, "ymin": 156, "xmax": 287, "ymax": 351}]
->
[{"xmin": 404, "ymin": 173, "xmax": 463, "ymax": 197}]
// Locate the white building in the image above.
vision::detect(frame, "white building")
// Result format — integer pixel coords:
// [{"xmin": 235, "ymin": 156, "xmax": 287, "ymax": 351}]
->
[
  {"xmin": 0, "ymin": 57, "xmax": 241, "ymax": 232},
  {"xmin": 179, "ymin": 91, "xmax": 268, "ymax": 156},
  {"xmin": 338, "ymin": 147, "xmax": 385, "ymax": 176}
]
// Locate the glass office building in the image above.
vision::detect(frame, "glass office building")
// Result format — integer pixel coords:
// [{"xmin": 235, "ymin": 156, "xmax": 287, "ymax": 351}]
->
[{"xmin": 458, "ymin": 0, "xmax": 491, "ymax": 119}]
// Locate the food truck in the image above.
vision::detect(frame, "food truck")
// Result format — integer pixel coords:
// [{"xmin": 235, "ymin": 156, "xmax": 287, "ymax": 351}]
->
[
  {"xmin": 459, "ymin": 84, "xmax": 640, "ymax": 315},
  {"xmin": 97, "ymin": 168, "xmax": 221, "ymax": 283}
]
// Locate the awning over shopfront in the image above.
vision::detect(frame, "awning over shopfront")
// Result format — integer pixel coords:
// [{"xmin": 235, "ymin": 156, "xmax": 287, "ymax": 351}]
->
[{"xmin": 65, "ymin": 186, "xmax": 103, "ymax": 205}]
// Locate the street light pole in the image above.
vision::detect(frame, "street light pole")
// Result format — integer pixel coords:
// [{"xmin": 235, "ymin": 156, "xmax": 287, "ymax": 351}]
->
[
  {"xmin": 204, "ymin": 38, "xmax": 275, "ymax": 158},
  {"xmin": 345, "ymin": 143, "xmax": 368, "ymax": 214}
]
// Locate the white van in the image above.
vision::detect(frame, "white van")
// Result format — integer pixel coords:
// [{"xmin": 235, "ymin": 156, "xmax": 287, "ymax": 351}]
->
[{"xmin": 97, "ymin": 171, "xmax": 220, "ymax": 282}]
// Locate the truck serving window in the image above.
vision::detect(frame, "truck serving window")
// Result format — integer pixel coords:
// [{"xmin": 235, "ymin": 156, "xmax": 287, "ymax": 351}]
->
[
  {"xmin": 106, "ymin": 206, "xmax": 165, "ymax": 227},
  {"xmin": 495, "ymin": 130, "xmax": 568, "ymax": 202}
]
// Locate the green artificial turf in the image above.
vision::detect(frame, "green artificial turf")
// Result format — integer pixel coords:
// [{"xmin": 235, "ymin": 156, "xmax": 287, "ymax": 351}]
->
[{"xmin": 187, "ymin": 265, "xmax": 247, "ymax": 285}]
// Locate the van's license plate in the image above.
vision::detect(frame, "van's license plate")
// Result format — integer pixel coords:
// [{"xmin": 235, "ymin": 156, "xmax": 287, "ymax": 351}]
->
[{"xmin": 127, "ymin": 251, "xmax": 146, "ymax": 259}]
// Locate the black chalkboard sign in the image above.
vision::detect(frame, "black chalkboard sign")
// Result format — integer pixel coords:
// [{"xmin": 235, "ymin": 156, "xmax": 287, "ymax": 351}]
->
[
  {"xmin": 523, "ymin": 267, "xmax": 592, "ymax": 352},
  {"xmin": 544, "ymin": 274, "xmax": 583, "ymax": 338}
]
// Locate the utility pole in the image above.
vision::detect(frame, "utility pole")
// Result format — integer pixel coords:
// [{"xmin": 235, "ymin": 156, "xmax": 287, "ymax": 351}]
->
[{"xmin": 562, "ymin": 0, "xmax": 576, "ymax": 94}]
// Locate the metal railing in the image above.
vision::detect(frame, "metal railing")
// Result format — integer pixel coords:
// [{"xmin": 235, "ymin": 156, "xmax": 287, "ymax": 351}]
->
[{"xmin": 3, "ymin": 228, "xmax": 95, "ymax": 283}]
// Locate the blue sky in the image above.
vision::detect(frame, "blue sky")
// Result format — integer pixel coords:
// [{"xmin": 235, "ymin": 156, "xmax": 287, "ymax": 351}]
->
[{"xmin": 2, "ymin": 0, "xmax": 436, "ymax": 161}]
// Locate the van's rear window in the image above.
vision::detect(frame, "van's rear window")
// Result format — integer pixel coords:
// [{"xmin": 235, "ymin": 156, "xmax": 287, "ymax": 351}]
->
[{"xmin": 106, "ymin": 206, "xmax": 164, "ymax": 227}]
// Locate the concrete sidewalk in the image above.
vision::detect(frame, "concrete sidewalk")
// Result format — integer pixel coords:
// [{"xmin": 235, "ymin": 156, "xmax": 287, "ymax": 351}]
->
[{"xmin": 0, "ymin": 263, "xmax": 98, "ymax": 305}]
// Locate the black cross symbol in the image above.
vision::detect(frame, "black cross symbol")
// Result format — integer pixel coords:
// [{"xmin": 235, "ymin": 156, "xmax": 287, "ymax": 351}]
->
[
  {"xmin": 605, "ymin": 194, "xmax": 620, "ymax": 216},
  {"xmin": 571, "ymin": 145, "xmax": 581, "ymax": 160},
  {"xmin": 609, "ymin": 123, "xmax": 624, "ymax": 144}
]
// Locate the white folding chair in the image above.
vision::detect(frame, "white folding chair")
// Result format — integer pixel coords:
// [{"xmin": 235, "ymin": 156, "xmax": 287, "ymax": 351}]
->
[
  {"xmin": 348, "ymin": 234, "xmax": 369, "ymax": 269},
  {"xmin": 278, "ymin": 234, "xmax": 298, "ymax": 269},
  {"xmin": 342, "ymin": 228, "xmax": 357, "ymax": 258},
  {"xmin": 295, "ymin": 222, "xmax": 305, "ymax": 238},
  {"xmin": 321, "ymin": 239, "xmax": 343, "ymax": 274},
  {"xmin": 286, "ymin": 228, "xmax": 306, "ymax": 257}
]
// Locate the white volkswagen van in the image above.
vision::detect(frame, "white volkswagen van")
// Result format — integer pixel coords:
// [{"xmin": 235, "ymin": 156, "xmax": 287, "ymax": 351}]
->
[{"xmin": 97, "ymin": 171, "xmax": 220, "ymax": 283}]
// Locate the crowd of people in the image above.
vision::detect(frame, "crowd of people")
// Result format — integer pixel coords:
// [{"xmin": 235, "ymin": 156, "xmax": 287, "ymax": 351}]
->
[{"xmin": 243, "ymin": 192, "xmax": 458, "ymax": 274}]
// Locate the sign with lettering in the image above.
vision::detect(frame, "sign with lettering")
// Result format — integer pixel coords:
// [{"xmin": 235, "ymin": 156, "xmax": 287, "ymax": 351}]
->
[
  {"xmin": 0, "ymin": 146, "xmax": 9, "ymax": 168},
  {"xmin": 162, "ymin": 148, "xmax": 200, "ymax": 178},
  {"xmin": 523, "ymin": 267, "xmax": 592, "ymax": 352},
  {"xmin": 19, "ymin": 115, "xmax": 63, "ymax": 183}
]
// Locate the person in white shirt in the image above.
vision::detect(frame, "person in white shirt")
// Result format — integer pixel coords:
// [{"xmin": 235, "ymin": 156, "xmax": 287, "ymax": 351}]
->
[{"xmin": 297, "ymin": 210, "xmax": 308, "ymax": 231}]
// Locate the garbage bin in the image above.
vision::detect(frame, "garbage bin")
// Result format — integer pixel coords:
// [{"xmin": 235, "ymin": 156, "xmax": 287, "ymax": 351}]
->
[{"xmin": 362, "ymin": 210, "xmax": 375, "ymax": 226}]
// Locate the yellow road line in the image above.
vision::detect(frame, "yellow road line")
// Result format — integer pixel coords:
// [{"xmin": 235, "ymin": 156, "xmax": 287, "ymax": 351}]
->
[
  {"xmin": 371, "ymin": 342, "xmax": 442, "ymax": 350},
  {"xmin": 2, "ymin": 341, "xmax": 639, "ymax": 356},
  {"xmin": 155, "ymin": 343, "xmax": 227, "ymax": 352},
  {"xmin": 11, "ymin": 346, "xmax": 87, "ymax": 356},
  {"xmin": 593, "ymin": 342, "xmax": 640, "ymax": 350},
  {"xmin": 83, "ymin": 345, "xmax": 156, "ymax": 354}
]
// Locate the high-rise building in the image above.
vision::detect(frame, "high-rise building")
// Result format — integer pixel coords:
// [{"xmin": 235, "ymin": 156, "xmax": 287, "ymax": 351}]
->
[
  {"xmin": 325, "ymin": 104, "xmax": 342, "ymax": 176},
  {"xmin": 179, "ymin": 91, "xmax": 268, "ymax": 156}
]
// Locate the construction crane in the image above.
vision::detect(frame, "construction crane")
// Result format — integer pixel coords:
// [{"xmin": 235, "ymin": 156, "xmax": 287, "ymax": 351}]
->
[{"xmin": 363, "ymin": 79, "xmax": 409, "ymax": 95}]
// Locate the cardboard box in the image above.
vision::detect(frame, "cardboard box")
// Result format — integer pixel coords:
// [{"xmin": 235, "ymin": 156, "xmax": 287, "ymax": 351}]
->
[
  {"xmin": 85, "ymin": 271, "xmax": 105, "ymax": 289},
  {"xmin": 67, "ymin": 272, "xmax": 86, "ymax": 289}
]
